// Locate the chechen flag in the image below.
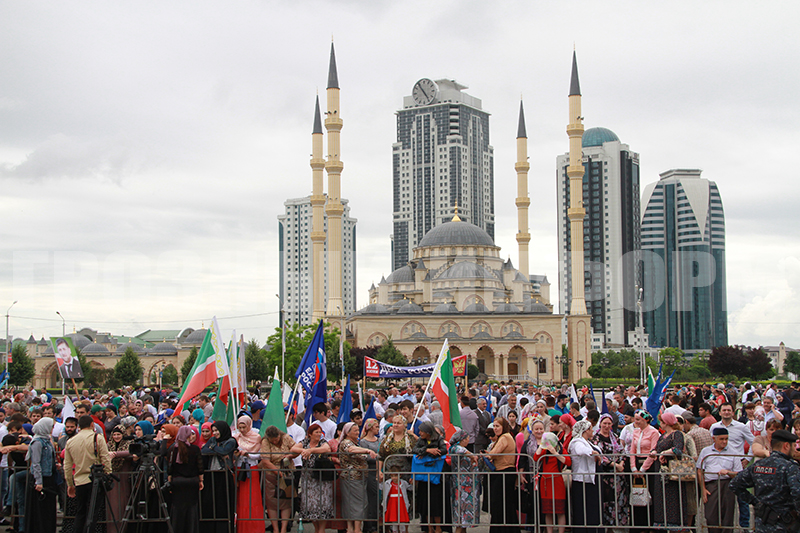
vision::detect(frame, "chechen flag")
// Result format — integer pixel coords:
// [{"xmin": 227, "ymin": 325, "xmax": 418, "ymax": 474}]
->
[
  {"xmin": 177, "ymin": 317, "xmax": 231, "ymax": 412},
  {"xmin": 425, "ymin": 339, "xmax": 462, "ymax": 440}
]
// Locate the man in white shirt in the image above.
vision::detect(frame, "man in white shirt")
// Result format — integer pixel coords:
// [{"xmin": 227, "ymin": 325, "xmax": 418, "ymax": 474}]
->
[
  {"xmin": 311, "ymin": 402, "xmax": 337, "ymax": 440},
  {"xmin": 664, "ymin": 394, "xmax": 687, "ymax": 416},
  {"xmin": 285, "ymin": 409, "xmax": 306, "ymax": 467},
  {"xmin": 762, "ymin": 396, "xmax": 784, "ymax": 425},
  {"xmin": 710, "ymin": 403, "xmax": 754, "ymax": 529},
  {"xmin": 696, "ymin": 427, "xmax": 742, "ymax": 533}
]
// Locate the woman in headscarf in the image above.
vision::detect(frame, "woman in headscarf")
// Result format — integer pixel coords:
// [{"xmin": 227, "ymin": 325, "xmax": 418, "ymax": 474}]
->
[
  {"xmin": 260, "ymin": 425, "xmax": 298, "ymax": 533},
  {"xmin": 199, "ymin": 422, "xmax": 212, "ymax": 448},
  {"xmin": 202, "ymin": 421, "xmax": 237, "ymax": 533},
  {"xmin": 651, "ymin": 411, "xmax": 688, "ymax": 530},
  {"xmin": 339, "ymin": 421, "xmax": 378, "ymax": 533},
  {"xmin": 190, "ymin": 408, "xmax": 205, "ymax": 428},
  {"xmin": 290, "ymin": 423, "xmax": 334, "ymax": 533},
  {"xmin": 483, "ymin": 417, "xmax": 519, "ymax": 533},
  {"xmin": 593, "ymin": 413, "xmax": 629, "ymax": 529},
  {"xmin": 557, "ymin": 413, "xmax": 576, "ymax": 452},
  {"xmin": 107, "ymin": 425, "xmax": 134, "ymax": 533},
  {"xmin": 359, "ymin": 418, "xmax": 381, "ymax": 533},
  {"xmin": 629, "ymin": 409, "xmax": 659, "ymax": 528},
  {"xmin": 379, "ymin": 415, "xmax": 418, "ymax": 477},
  {"xmin": 24, "ymin": 417, "xmax": 57, "ymax": 533},
  {"xmin": 234, "ymin": 416, "xmax": 265, "ymax": 533},
  {"xmin": 534, "ymin": 428, "xmax": 570, "ymax": 533},
  {"xmin": 448, "ymin": 429, "xmax": 480, "ymax": 533},
  {"xmin": 412, "ymin": 421, "xmax": 447, "ymax": 533},
  {"xmin": 568, "ymin": 419, "xmax": 602, "ymax": 533},
  {"xmin": 167, "ymin": 425, "xmax": 204, "ymax": 533}
]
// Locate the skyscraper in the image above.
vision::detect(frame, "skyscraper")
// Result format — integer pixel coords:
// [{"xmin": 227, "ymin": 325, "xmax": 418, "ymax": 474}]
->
[
  {"xmin": 278, "ymin": 196, "xmax": 357, "ymax": 325},
  {"xmin": 640, "ymin": 169, "xmax": 727, "ymax": 351},
  {"xmin": 391, "ymin": 78, "xmax": 494, "ymax": 271},
  {"xmin": 557, "ymin": 126, "xmax": 641, "ymax": 346}
]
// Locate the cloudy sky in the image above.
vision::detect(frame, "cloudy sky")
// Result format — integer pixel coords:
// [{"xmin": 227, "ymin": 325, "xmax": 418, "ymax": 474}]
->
[{"xmin": 2, "ymin": 1, "xmax": 799, "ymax": 349}]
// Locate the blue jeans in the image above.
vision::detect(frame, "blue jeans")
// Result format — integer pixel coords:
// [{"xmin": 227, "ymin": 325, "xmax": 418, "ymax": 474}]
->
[
  {"xmin": 738, "ymin": 492, "xmax": 750, "ymax": 527},
  {"xmin": 0, "ymin": 468, "xmax": 7, "ymax": 509},
  {"xmin": 12, "ymin": 470, "xmax": 26, "ymax": 531}
]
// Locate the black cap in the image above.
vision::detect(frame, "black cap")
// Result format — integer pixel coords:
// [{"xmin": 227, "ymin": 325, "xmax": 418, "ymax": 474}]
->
[
  {"xmin": 772, "ymin": 429, "xmax": 798, "ymax": 443},
  {"xmin": 712, "ymin": 427, "xmax": 729, "ymax": 436}
]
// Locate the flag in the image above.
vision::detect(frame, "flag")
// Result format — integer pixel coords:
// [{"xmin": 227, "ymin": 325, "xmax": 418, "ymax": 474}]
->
[
  {"xmin": 568, "ymin": 384, "xmax": 579, "ymax": 404},
  {"xmin": 228, "ymin": 330, "xmax": 240, "ymax": 416},
  {"xmin": 600, "ymin": 387, "xmax": 608, "ymax": 414},
  {"xmin": 61, "ymin": 396, "xmax": 75, "ymax": 421},
  {"xmin": 287, "ymin": 386, "xmax": 305, "ymax": 418},
  {"xmin": 177, "ymin": 317, "xmax": 231, "ymax": 412},
  {"xmin": 419, "ymin": 339, "xmax": 462, "ymax": 440},
  {"xmin": 590, "ymin": 382, "xmax": 595, "ymax": 408},
  {"xmin": 647, "ymin": 366, "xmax": 655, "ymax": 397},
  {"xmin": 357, "ymin": 383, "xmax": 364, "ymax": 413},
  {"xmin": 237, "ymin": 335, "xmax": 248, "ymax": 407},
  {"xmin": 337, "ymin": 375, "xmax": 353, "ymax": 424},
  {"xmin": 261, "ymin": 368, "xmax": 287, "ymax": 436},
  {"xmin": 0, "ymin": 369, "xmax": 8, "ymax": 389},
  {"xmin": 282, "ymin": 382, "xmax": 293, "ymax": 405},
  {"xmin": 363, "ymin": 398, "xmax": 377, "ymax": 422},
  {"xmin": 295, "ymin": 320, "xmax": 328, "ymax": 426}
]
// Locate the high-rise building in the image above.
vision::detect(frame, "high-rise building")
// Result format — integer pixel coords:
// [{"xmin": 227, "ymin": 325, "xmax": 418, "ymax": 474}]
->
[
  {"xmin": 278, "ymin": 196, "xmax": 357, "ymax": 325},
  {"xmin": 391, "ymin": 79, "xmax": 494, "ymax": 271},
  {"xmin": 640, "ymin": 169, "xmax": 727, "ymax": 351},
  {"xmin": 557, "ymin": 126, "xmax": 641, "ymax": 346}
]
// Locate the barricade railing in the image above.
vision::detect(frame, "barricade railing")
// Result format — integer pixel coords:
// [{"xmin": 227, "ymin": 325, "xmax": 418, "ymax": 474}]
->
[{"xmin": 697, "ymin": 452, "xmax": 755, "ymax": 533}]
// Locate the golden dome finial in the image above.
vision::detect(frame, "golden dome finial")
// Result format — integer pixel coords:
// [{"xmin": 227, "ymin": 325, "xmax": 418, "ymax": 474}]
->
[{"xmin": 452, "ymin": 200, "xmax": 461, "ymax": 222}]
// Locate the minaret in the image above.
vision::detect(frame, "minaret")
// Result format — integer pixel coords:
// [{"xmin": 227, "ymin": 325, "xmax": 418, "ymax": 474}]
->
[
  {"xmin": 565, "ymin": 50, "xmax": 591, "ymax": 383},
  {"xmin": 310, "ymin": 95, "xmax": 326, "ymax": 322},
  {"xmin": 324, "ymin": 43, "xmax": 345, "ymax": 317},
  {"xmin": 515, "ymin": 100, "xmax": 531, "ymax": 279}
]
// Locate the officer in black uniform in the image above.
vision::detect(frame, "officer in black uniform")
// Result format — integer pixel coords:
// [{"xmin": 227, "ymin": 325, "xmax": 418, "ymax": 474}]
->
[{"xmin": 730, "ymin": 429, "xmax": 800, "ymax": 532}]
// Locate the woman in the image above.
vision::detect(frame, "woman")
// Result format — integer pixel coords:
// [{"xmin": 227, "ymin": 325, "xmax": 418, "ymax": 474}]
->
[
  {"xmin": 291, "ymin": 423, "xmax": 333, "ymax": 533},
  {"xmin": 592, "ymin": 414, "xmax": 629, "ymax": 529},
  {"xmin": 199, "ymin": 422, "xmax": 212, "ymax": 448},
  {"xmin": 569, "ymin": 419, "xmax": 602, "ymax": 533},
  {"xmin": 651, "ymin": 411, "xmax": 688, "ymax": 529},
  {"xmin": 359, "ymin": 419, "xmax": 381, "ymax": 533},
  {"xmin": 483, "ymin": 417, "xmax": 519, "ymax": 533},
  {"xmin": 107, "ymin": 425, "xmax": 134, "ymax": 533},
  {"xmin": 448, "ymin": 429, "xmax": 480, "ymax": 533},
  {"xmin": 746, "ymin": 406, "xmax": 766, "ymax": 438},
  {"xmin": 412, "ymin": 421, "xmax": 447, "ymax": 533},
  {"xmin": 516, "ymin": 419, "xmax": 542, "ymax": 525},
  {"xmin": 379, "ymin": 415, "xmax": 418, "ymax": 478},
  {"xmin": 24, "ymin": 418, "xmax": 57, "ymax": 533},
  {"xmin": 556, "ymin": 414, "xmax": 575, "ymax": 452},
  {"xmin": 234, "ymin": 416, "xmax": 266, "ymax": 533},
  {"xmin": 339, "ymin": 421, "xmax": 378, "ymax": 533},
  {"xmin": 191, "ymin": 409, "xmax": 205, "ymax": 428},
  {"xmin": 752, "ymin": 419, "xmax": 782, "ymax": 459},
  {"xmin": 202, "ymin": 421, "xmax": 238, "ymax": 533},
  {"xmin": 507, "ymin": 411, "xmax": 521, "ymax": 437},
  {"xmin": 260, "ymin": 425, "xmax": 298, "ymax": 533},
  {"xmin": 167, "ymin": 425, "xmax": 204, "ymax": 533},
  {"xmin": 533, "ymin": 428, "xmax": 569, "ymax": 533},
  {"xmin": 629, "ymin": 410, "xmax": 659, "ymax": 528},
  {"xmin": 171, "ymin": 415, "xmax": 186, "ymax": 427}
]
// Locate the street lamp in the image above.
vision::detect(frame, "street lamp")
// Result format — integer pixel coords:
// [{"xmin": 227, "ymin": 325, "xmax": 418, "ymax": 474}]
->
[
  {"xmin": 532, "ymin": 356, "xmax": 541, "ymax": 386},
  {"xmin": 577, "ymin": 360, "xmax": 585, "ymax": 381},
  {"xmin": 276, "ymin": 294, "xmax": 285, "ymax": 383},
  {"xmin": 56, "ymin": 311, "xmax": 66, "ymax": 336},
  {"xmin": 5, "ymin": 301, "xmax": 18, "ymax": 374},
  {"xmin": 556, "ymin": 355, "xmax": 570, "ymax": 384}
]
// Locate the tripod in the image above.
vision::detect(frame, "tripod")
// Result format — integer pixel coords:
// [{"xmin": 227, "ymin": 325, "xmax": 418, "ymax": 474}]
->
[
  {"xmin": 119, "ymin": 453, "xmax": 174, "ymax": 533},
  {"xmin": 84, "ymin": 466, "xmax": 120, "ymax": 533}
]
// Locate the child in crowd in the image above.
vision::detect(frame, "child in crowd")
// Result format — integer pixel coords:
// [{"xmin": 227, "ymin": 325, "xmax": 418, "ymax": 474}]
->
[{"xmin": 382, "ymin": 467, "xmax": 410, "ymax": 533}]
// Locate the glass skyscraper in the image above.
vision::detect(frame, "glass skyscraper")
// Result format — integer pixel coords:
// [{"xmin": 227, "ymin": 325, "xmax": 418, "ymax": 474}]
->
[{"xmin": 640, "ymin": 169, "xmax": 727, "ymax": 351}]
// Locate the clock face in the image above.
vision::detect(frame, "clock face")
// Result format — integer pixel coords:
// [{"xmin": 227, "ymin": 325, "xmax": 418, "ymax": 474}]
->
[{"xmin": 412, "ymin": 78, "xmax": 439, "ymax": 106}]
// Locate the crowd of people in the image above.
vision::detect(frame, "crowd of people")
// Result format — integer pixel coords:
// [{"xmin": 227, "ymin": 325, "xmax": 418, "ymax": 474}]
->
[{"xmin": 2, "ymin": 379, "xmax": 800, "ymax": 533}]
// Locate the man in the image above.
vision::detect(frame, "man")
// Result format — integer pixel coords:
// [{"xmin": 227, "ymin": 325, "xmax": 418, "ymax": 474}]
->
[
  {"xmin": 553, "ymin": 394, "xmax": 570, "ymax": 415},
  {"xmin": 55, "ymin": 338, "xmax": 84, "ymax": 379},
  {"xmin": 285, "ymin": 409, "xmax": 306, "ymax": 468},
  {"xmin": 58, "ymin": 417, "xmax": 78, "ymax": 452},
  {"xmin": 397, "ymin": 400, "xmax": 421, "ymax": 436},
  {"xmin": 697, "ymin": 427, "xmax": 742, "ymax": 533},
  {"xmin": 74, "ymin": 403, "xmax": 103, "ymax": 435},
  {"xmin": 64, "ymin": 415, "xmax": 112, "ymax": 533},
  {"xmin": 496, "ymin": 394, "xmax": 519, "ymax": 420},
  {"xmin": 762, "ymin": 396, "xmax": 784, "ymax": 425},
  {"xmin": 28, "ymin": 408, "xmax": 42, "ymax": 425},
  {"xmin": 387, "ymin": 387, "xmax": 404, "ymax": 405},
  {"xmin": 198, "ymin": 395, "xmax": 213, "ymax": 421},
  {"xmin": 459, "ymin": 396, "xmax": 479, "ymax": 451},
  {"xmin": 311, "ymin": 402, "xmax": 337, "ymax": 440},
  {"xmin": 731, "ymin": 429, "xmax": 800, "ymax": 532},
  {"xmin": 474, "ymin": 398, "xmax": 492, "ymax": 453},
  {"xmin": 428, "ymin": 401, "xmax": 443, "ymax": 430},
  {"xmin": 250, "ymin": 401, "xmax": 265, "ymax": 430},
  {"xmin": 711, "ymin": 402, "xmax": 755, "ymax": 528},
  {"xmin": 43, "ymin": 405, "xmax": 65, "ymax": 440},
  {"xmin": 699, "ymin": 403, "xmax": 717, "ymax": 430},
  {"xmin": 683, "ymin": 411, "xmax": 713, "ymax": 456},
  {"xmin": 764, "ymin": 382, "xmax": 778, "ymax": 403},
  {"xmin": 664, "ymin": 394, "xmax": 686, "ymax": 416}
]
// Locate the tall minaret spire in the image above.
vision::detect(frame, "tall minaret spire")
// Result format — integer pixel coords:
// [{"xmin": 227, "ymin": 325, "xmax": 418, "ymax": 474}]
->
[
  {"xmin": 310, "ymin": 95, "xmax": 326, "ymax": 322},
  {"xmin": 514, "ymin": 99, "xmax": 531, "ymax": 279},
  {"xmin": 324, "ymin": 42, "xmax": 345, "ymax": 318},
  {"xmin": 565, "ymin": 49, "xmax": 591, "ymax": 384},
  {"xmin": 566, "ymin": 50, "xmax": 586, "ymax": 315}
]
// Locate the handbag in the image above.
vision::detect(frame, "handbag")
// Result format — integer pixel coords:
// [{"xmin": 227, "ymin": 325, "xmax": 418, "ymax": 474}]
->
[
  {"xmin": 664, "ymin": 455, "xmax": 697, "ymax": 482},
  {"xmin": 312, "ymin": 456, "xmax": 336, "ymax": 482},
  {"xmin": 411, "ymin": 455, "xmax": 445, "ymax": 484},
  {"xmin": 630, "ymin": 476, "xmax": 651, "ymax": 506},
  {"xmin": 277, "ymin": 458, "xmax": 296, "ymax": 498}
]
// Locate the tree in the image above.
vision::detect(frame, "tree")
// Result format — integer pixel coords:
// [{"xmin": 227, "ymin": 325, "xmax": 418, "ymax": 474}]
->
[
  {"xmin": 784, "ymin": 351, "xmax": 800, "ymax": 377},
  {"xmin": 8, "ymin": 344, "xmax": 35, "ymax": 386},
  {"xmin": 709, "ymin": 345, "xmax": 748, "ymax": 377},
  {"xmin": 375, "ymin": 337, "xmax": 406, "ymax": 367},
  {"xmin": 264, "ymin": 322, "xmax": 352, "ymax": 383},
  {"xmin": 162, "ymin": 364, "xmax": 178, "ymax": 386},
  {"xmin": 115, "ymin": 347, "xmax": 144, "ymax": 386},
  {"xmin": 467, "ymin": 363, "xmax": 480, "ymax": 380},
  {"xmin": 245, "ymin": 339, "xmax": 271, "ymax": 384},
  {"xmin": 350, "ymin": 346, "xmax": 379, "ymax": 379},
  {"xmin": 181, "ymin": 347, "xmax": 198, "ymax": 381},
  {"xmin": 747, "ymin": 347, "xmax": 775, "ymax": 380}
]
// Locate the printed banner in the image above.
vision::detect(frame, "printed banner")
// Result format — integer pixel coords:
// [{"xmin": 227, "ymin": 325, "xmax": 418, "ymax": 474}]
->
[
  {"xmin": 50, "ymin": 336, "xmax": 84, "ymax": 379},
  {"xmin": 365, "ymin": 354, "xmax": 466, "ymax": 379}
]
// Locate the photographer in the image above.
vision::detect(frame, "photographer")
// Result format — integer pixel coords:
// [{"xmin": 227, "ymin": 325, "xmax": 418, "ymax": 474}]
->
[{"xmin": 64, "ymin": 414, "xmax": 112, "ymax": 533}]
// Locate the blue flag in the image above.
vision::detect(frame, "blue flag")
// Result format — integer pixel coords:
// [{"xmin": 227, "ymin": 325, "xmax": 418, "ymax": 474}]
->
[
  {"xmin": 363, "ymin": 398, "xmax": 377, "ymax": 422},
  {"xmin": 600, "ymin": 387, "xmax": 608, "ymax": 415},
  {"xmin": 0, "ymin": 369, "xmax": 8, "ymax": 389},
  {"xmin": 296, "ymin": 320, "xmax": 328, "ymax": 426},
  {"xmin": 337, "ymin": 375, "xmax": 353, "ymax": 424}
]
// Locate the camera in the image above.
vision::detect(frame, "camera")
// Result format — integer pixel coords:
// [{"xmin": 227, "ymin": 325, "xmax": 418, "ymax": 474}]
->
[
  {"xmin": 129, "ymin": 435, "xmax": 159, "ymax": 457},
  {"xmin": 90, "ymin": 463, "xmax": 117, "ymax": 492}
]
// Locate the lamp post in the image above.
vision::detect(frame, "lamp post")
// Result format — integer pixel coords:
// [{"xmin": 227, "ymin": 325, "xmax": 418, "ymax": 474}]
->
[
  {"xmin": 577, "ymin": 360, "xmax": 585, "ymax": 381},
  {"xmin": 556, "ymin": 355, "xmax": 570, "ymax": 385},
  {"xmin": 532, "ymin": 356, "xmax": 541, "ymax": 386},
  {"xmin": 5, "ymin": 301, "xmax": 18, "ymax": 374},
  {"xmin": 56, "ymin": 311, "xmax": 66, "ymax": 336},
  {"xmin": 275, "ymin": 294, "xmax": 285, "ymax": 383}
]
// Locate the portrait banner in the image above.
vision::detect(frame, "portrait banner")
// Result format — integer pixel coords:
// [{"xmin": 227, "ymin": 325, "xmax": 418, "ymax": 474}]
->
[{"xmin": 50, "ymin": 336, "xmax": 84, "ymax": 379}]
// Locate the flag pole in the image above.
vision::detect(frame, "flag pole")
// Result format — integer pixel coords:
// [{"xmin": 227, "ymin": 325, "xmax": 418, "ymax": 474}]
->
[
  {"xmin": 413, "ymin": 339, "xmax": 449, "ymax": 426},
  {"xmin": 285, "ymin": 379, "xmax": 301, "ymax": 425}
]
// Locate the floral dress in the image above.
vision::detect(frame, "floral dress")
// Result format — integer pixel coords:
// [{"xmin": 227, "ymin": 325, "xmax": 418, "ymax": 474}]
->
[
  {"xmin": 300, "ymin": 436, "xmax": 334, "ymax": 520},
  {"xmin": 593, "ymin": 432, "xmax": 630, "ymax": 527},
  {"xmin": 653, "ymin": 430, "xmax": 688, "ymax": 528},
  {"xmin": 449, "ymin": 444, "xmax": 481, "ymax": 527}
]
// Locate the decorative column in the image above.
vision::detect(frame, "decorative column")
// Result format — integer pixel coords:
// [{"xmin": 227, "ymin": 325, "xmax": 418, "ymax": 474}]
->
[
  {"xmin": 310, "ymin": 95, "xmax": 326, "ymax": 322},
  {"xmin": 325, "ymin": 42, "xmax": 345, "ymax": 317},
  {"xmin": 515, "ymin": 100, "xmax": 531, "ymax": 279}
]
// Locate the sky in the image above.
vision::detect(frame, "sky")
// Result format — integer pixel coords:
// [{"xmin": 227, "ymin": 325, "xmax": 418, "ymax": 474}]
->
[{"xmin": 1, "ymin": 1, "xmax": 799, "ymax": 349}]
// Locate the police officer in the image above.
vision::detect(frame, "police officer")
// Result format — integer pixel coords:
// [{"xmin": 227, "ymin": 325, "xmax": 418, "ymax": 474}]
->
[{"xmin": 730, "ymin": 429, "xmax": 800, "ymax": 532}]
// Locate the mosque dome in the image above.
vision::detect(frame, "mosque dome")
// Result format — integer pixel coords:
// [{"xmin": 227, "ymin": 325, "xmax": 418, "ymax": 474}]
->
[
  {"xmin": 183, "ymin": 328, "xmax": 208, "ymax": 344},
  {"xmin": 417, "ymin": 221, "xmax": 495, "ymax": 248},
  {"xmin": 385, "ymin": 265, "xmax": 414, "ymax": 284},
  {"xmin": 67, "ymin": 334, "xmax": 92, "ymax": 350},
  {"xmin": 359, "ymin": 303, "xmax": 390, "ymax": 315},
  {"xmin": 433, "ymin": 303, "xmax": 459, "ymax": 314},
  {"xmin": 150, "ymin": 342, "xmax": 178, "ymax": 355},
  {"xmin": 397, "ymin": 301, "xmax": 424, "ymax": 314},
  {"xmin": 82, "ymin": 342, "xmax": 110, "ymax": 356},
  {"xmin": 437, "ymin": 262, "xmax": 498, "ymax": 281},
  {"xmin": 116, "ymin": 342, "xmax": 146, "ymax": 355},
  {"xmin": 464, "ymin": 301, "xmax": 490, "ymax": 314},
  {"xmin": 494, "ymin": 303, "xmax": 521, "ymax": 314},
  {"xmin": 524, "ymin": 300, "xmax": 552, "ymax": 314},
  {"xmin": 582, "ymin": 127, "xmax": 620, "ymax": 148}
]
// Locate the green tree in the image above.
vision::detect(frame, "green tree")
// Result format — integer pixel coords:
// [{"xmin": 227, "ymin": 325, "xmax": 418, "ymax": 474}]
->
[
  {"xmin": 375, "ymin": 337, "xmax": 406, "ymax": 367},
  {"xmin": 181, "ymin": 347, "xmax": 198, "ymax": 381},
  {"xmin": 659, "ymin": 347, "xmax": 685, "ymax": 374},
  {"xmin": 8, "ymin": 344, "xmax": 35, "ymax": 386},
  {"xmin": 747, "ymin": 347, "xmax": 775, "ymax": 380},
  {"xmin": 467, "ymin": 363, "xmax": 480, "ymax": 380},
  {"xmin": 264, "ymin": 322, "xmax": 352, "ymax": 383},
  {"xmin": 73, "ymin": 350, "xmax": 102, "ymax": 388},
  {"xmin": 115, "ymin": 347, "xmax": 144, "ymax": 386},
  {"xmin": 246, "ymin": 339, "xmax": 271, "ymax": 383},
  {"xmin": 784, "ymin": 351, "xmax": 800, "ymax": 376},
  {"xmin": 162, "ymin": 364, "xmax": 178, "ymax": 386}
]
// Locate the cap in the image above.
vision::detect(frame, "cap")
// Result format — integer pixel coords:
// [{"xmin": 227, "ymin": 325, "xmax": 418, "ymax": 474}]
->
[
  {"xmin": 772, "ymin": 429, "xmax": 798, "ymax": 443},
  {"xmin": 144, "ymin": 388, "xmax": 151, "ymax": 393},
  {"xmin": 681, "ymin": 411, "xmax": 696, "ymax": 424},
  {"xmin": 712, "ymin": 427, "xmax": 729, "ymax": 436},
  {"xmin": 250, "ymin": 400, "xmax": 265, "ymax": 411}
]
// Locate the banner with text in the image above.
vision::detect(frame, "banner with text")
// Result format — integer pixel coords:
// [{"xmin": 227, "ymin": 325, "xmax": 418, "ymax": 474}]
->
[{"xmin": 365, "ymin": 354, "xmax": 467, "ymax": 379}]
